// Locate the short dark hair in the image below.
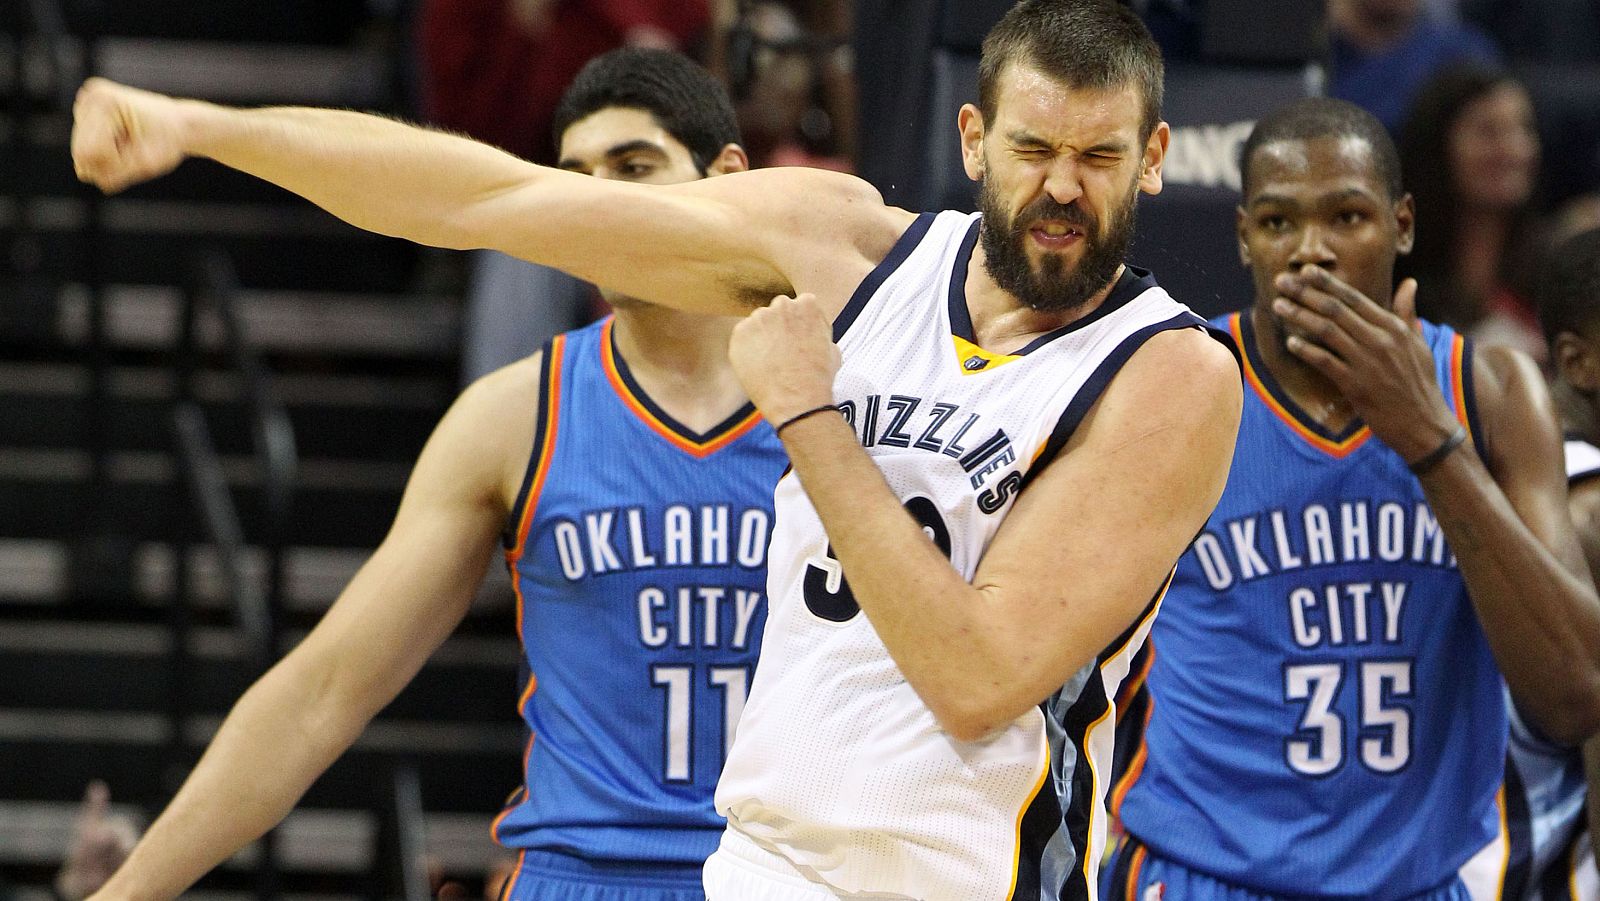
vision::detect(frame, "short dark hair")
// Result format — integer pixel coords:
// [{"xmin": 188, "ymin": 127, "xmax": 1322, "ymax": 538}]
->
[
  {"xmin": 551, "ymin": 48, "xmax": 741, "ymax": 172},
  {"xmin": 1239, "ymin": 97, "xmax": 1403, "ymax": 201},
  {"xmin": 1539, "ymin": 228, "xmax": 1600, "ymax": 343},
  {"xmin": 978, "ymin": 0, "xmax": 1164, "ymax": 140}
]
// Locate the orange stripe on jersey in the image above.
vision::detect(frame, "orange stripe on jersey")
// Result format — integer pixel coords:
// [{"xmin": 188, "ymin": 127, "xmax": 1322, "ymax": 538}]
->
[
  {"xmin": 1449, "ymin": 333, "xmax": 1473, "ymax": 437},
  {"xmin": 505, "ymin": 335, "xmax": 567, "ymax": 639},
  {"xmin": 1008, "ymin": 733, "xmax": 1054, "ymax": 901},
  {"xmin": 498, "ymin": 849, "xmax": 527, "ymax": 901},
  {"xmin": 1123, "ymin": 843, "xmax": 1149, "ymax": 901},
  {"xmin": 1109, "ymin": 698, "xmax": 1153, "ymax": 821},
  {"xmin": 1494, "ymin": 784, "xmax": 1511, "ymax": 900},
  {"xmin": 492, "ymin": 337, "xmax": 563, "ymax": 848},
  {"xmin": 490, "ymin": 672, "xmax": 542, "ymax": 846},
  {"xmin": 1229, "ymin": 314, "xmax": 1372, "ymax": 458},
  {"xmin": 599, "ymin": 318, "xmax": 764, "ymax": 457}
]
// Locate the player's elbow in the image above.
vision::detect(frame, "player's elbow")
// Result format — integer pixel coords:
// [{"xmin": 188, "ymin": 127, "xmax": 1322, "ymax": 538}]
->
[
  {"xmin": 1526, "ymin": 679, "xmax": 1600, "ymax": 745},
  {"xmin": 925, "ymin": 688, "xmax": 1027, "ymax": 743}
]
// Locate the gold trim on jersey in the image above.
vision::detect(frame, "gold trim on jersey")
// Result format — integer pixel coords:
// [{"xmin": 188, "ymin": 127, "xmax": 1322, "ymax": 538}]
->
[{"xmin": 952, "ymin": 334, "xmax": 1023, "ymax": 375}]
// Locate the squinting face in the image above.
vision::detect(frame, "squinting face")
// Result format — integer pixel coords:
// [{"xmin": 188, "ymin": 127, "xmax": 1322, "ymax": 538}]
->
[
  {"xmin": 1239, "ymin": 135, "xmax": 1413, "ymax": 320},
  {"xmin": 963, "ymin": 63, "xmax": 1165, "ymax": 313},
  {"xmin": 1448, "ymin": 83, "xmax": 1539, "ymax": 213}
]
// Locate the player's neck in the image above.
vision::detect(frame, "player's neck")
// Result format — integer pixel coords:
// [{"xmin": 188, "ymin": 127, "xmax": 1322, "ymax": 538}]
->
[
  {"xmin": 610, "ymin": 306, "xmax": 751, "ymax": 434},
  {"xmin": 964, "ymin": 244, "xmax": 1120, "ymax": 354},
  {"xmin": 1249, "ymin": 305, "xmax": 1359, "ymax": 431},
  {"xmin": 1554, "ymin": 379, "xmax": 1600, "ymax": 446}
]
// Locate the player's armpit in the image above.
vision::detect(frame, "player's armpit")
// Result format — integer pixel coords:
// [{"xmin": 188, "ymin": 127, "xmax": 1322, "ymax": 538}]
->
[{"xmin": 952, "ymin": 328, "xmax": 1242, "ymax": 736}]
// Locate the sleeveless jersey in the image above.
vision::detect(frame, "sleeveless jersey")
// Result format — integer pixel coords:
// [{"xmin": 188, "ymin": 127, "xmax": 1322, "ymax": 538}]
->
[
  {"xmin": 1479, "ymin": 438, "xmax": 1600, "ymax": 901},
  {"xmin": 1117, "ymin": 311, "xmax": 1502, "ymax": 898},
  {"xmin": 493, "ymin": 317, "xmax": 788, "ymax": 868},
  {"xmin": 713, "ymin": 210, "xmax": 1210, "ymax": 901}
]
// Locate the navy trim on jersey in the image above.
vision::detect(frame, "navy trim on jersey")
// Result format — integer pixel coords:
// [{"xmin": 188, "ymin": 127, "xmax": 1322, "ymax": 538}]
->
[
  {"xmin": 605, "ymin": 325, "xmax": 759, "ymax": 445},
  {"xmin": 1020, "ymin": 312, "xmax": 1210, "ymax": 486},
  {"xmin": 1237, "ymin": 312, "xmax": 1367, "ymax": 444},
  {"xmin": 1056, "ymin": 665, "xmax": 1111, "ymax": 901},
  {"xmin": 1504, "ymin": 752, "xmax": 1535, "ymax": 901},
  {"xmin": 832, "ymin": 212, "xmax": 937, "ymax": 342},
  {"xmin": 502, "ymin": 339, "xmax": 558, "ymax": 549},
  {"xmin": 1014, "ymin": 760, "xmax": 1063, "ymax": 901},
  {"xmin": 1461, "ymin": 337, "xmax": 1487, "ymax": 458}
]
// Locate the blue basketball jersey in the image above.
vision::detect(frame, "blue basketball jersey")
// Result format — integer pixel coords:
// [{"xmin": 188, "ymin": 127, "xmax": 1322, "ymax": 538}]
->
[
  {"xmin": 1117, "ymin": 311, "xmax": 1505, "ymax": 898},
  {"xmin": 492, "ymin": 317, "xmax": 787, "ymax": 873}
]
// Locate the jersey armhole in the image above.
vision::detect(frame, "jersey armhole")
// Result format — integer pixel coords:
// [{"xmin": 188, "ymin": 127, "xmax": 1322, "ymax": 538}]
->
[
  {"xmin": 501, "ymin": 337, "xmax": 563, "ymax": 550},
  {"xmin": 832, "ymin": 212, "xmax": 937, "ymax": 341},
  {"xmin": 1019, "ymin": 313, "xmax": 1219, "ymax": 488},
  {"xmin": 1458, "ymin": 335, "xmax": 1489, "ymax": 458}
]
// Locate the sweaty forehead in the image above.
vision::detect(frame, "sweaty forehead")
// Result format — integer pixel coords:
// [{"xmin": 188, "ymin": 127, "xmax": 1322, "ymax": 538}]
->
[
  {"xmin": 992, "ymin": 65, "xmax": 1141, "ymax": 144},
  {"xmin": 1248, "ymin": 135, "xmax": 1385, "ymax": 199}
]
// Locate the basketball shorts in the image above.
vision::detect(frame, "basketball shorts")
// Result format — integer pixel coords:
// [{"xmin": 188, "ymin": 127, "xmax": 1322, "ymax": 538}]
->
[
  {"xmin": 502, "ymin": 848, "xmax": 706, "ymax": 901},
  {"xmin": 703, "ymin": 829, "xmax": 908, "ymax": 900},
  {"xmin": 1103, "ymin": 835, "xmax": 1474, "ymax": 901}
]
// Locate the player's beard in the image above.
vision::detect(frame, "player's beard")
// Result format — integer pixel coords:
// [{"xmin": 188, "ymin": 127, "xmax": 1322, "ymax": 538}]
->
[{"xmin": 977, "ymin": 174, "xmax": 1139, "ymax": 314}]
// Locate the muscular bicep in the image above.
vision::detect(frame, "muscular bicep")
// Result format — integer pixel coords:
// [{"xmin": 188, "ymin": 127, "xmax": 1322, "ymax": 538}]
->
[
  {"xmin": 1476, "ymin": 346, "xmax": 1590, "ymax": 579},
  {"xmin": 474, "ymin": 167, "xmax": 898, "ymax": 316},
  {"xmin": 969, "ymin": 330, "xmax": 1241, "ymax": 694}
]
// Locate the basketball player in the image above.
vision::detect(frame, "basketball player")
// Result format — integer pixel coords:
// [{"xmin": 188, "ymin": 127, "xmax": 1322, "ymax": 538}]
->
[
  {"xmin": 72, "ymin": 2, "xmax": 1243, "ymax": 898},
  {"xmin": 1106, "ymin": 99, "xmax": 1600, "ymax": 901},
  {"xmin": 83, "ymin": 49, "xmax": 788, "ymax": 901},
  {"xmin": 1479, "ymin": 226, "xmax": 1600, "ymax": 900}
]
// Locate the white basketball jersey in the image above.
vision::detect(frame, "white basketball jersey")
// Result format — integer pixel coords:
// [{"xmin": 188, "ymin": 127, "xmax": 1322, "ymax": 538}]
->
[{"xmin": 714, "ymin": 211, "xmax": 1210, "ymax": 901}]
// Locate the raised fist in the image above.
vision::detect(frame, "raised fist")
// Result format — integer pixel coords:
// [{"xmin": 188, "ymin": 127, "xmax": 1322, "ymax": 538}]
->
[{"xmin": 71, "ymin": 77, "xmax": 189, "ymax": 194}]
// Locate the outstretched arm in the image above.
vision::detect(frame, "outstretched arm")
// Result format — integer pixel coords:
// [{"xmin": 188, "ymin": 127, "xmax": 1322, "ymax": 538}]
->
[
  {"xmin": 1275, "ymin": 267, "xmax": 1600, "ymax": 744},
  {"xmin": 87, "ymin": 361, "xmax": 537, "ymax": 901},
  {"xmin": 729, "ymin": 296, "xmax": 1241, "ymax": 741},
  {"xmin": 71, "ymin": 79, "xmax": 902, "ymax": 317}
]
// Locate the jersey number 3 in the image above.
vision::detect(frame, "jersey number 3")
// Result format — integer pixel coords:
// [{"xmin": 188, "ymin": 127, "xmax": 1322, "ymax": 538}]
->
[{"xmin": 802, "ymin": 497, "xmax": 951, "ymax": 622}]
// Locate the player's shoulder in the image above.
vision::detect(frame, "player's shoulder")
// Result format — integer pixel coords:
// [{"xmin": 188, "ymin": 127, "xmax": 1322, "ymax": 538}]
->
[
  {"xmin": 726, "ymin": 167, "xmax": 918, "ymax": 258},
  {"xmin": 1469, "ymin": 341, "xmax": 1551, "ymax": 428}
]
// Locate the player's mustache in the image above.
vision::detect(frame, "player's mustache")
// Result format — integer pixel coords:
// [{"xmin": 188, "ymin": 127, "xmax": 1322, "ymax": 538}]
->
[{"xmin": 1015, "ymin": 198, "xmax": 1095, "ymax": 233}]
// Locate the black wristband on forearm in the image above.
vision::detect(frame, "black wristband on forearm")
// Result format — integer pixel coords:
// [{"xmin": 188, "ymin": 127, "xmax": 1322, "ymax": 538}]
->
[
  {"xmin": 1407, "ymin": 424, "xmax": 1467, "ymax": 476},
  {"xmin": 775, "ymin": 403, "xmax": 840, "ymax": 436}
]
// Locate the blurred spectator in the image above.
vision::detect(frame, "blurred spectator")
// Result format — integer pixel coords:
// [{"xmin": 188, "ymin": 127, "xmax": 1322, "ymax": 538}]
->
[
  {"xmin": 416, "ymin": 0, "xmax": 712, "ymax": 382},
  {"xmin": 712, "ymin": 0, "xmax": 854, "ymax": 171},
  {"xmin": 51, "ymin": 782, "xmax": 138, "ymax": 901},
  {"xmin": 1398, "ymin": 64, "xmax": 1545, "ymax": 359},
  {"xmin": 417, "ymin": 0, "xmax": 711, "ymax": 165},
  {"xmin": 1328, "ymin": 0, "xmax": 1500, "ymax": 133}
]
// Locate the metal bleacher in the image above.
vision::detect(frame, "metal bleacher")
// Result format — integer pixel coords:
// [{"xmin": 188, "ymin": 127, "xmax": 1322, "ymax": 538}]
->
[{"xmin": 1, "ymin": 4, "xmax": 521, "ymax": 899}]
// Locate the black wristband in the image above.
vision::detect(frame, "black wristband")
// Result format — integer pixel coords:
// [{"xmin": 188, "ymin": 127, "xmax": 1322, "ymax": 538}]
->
[
  {"xmin": 1407, "ymin": 424, "xmax": 1467, "ymax": 476},
  {"xmin": 775, "ymin": 403, "xmax": 839, "ymax": 435}
]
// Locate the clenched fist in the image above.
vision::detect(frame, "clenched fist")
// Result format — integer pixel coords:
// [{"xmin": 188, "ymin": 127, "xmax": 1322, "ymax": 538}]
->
[
  {"xmin": 72, "ymin": 78, "xmax": 190, "ymax": 194},
  {"xmin": 729, "ymin": 293, "xmax": 841, "ymax": 426}
]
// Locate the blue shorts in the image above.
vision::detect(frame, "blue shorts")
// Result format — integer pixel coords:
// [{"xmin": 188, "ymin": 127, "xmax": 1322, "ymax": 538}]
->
[
  {"xmin": 502, "ymin": 849, "xmax": 706, "ymax": 901},
  {"xmin": 1101, "ymin": 836, "xmax": 1474, "ymax": 901}
]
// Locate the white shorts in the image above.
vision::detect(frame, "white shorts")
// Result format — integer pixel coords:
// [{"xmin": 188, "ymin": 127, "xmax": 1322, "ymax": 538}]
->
[{"xmin": 702, "ymin": 829, "xmax": 910, "ymax": 900}]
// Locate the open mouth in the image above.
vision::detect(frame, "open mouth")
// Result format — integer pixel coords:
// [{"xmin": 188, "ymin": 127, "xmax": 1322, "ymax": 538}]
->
[{"xmin": 1029, "ymin": 222, "xmax": 1084, "ymax": 248}]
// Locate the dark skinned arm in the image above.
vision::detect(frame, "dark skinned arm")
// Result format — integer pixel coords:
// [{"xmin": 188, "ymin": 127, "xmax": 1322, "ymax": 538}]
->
[{"xmin": 1274, "ymin": 266, "xmax": 1600, "ymax": 744}]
